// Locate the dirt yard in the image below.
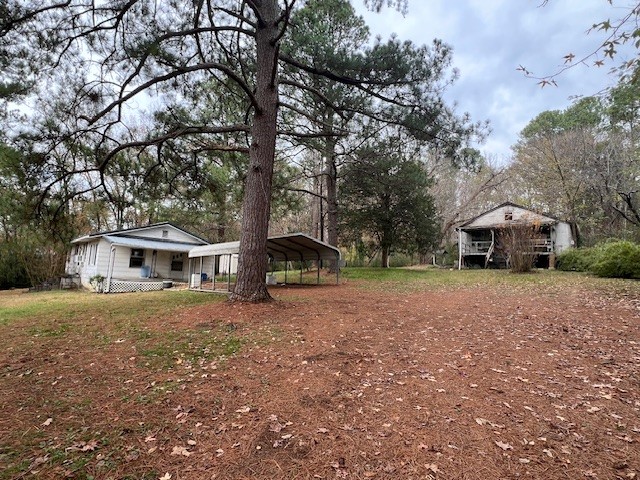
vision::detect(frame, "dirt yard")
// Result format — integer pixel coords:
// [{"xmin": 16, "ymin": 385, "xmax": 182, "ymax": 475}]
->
[{"xmin": 1, "ymin": 271, "xmax": 640, "ymax": 479}]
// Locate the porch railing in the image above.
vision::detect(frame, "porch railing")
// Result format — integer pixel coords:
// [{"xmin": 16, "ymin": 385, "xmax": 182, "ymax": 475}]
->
[
  {"xmin": 461, "ymin": 238, "xmax": 553, "ymax": 255},
  {"xmin": 461, "ymin": 240, "xmax": 492, "ymax": 254}
]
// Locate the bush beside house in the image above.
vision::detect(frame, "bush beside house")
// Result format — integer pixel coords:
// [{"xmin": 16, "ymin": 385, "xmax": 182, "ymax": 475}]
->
[{"xmin": 557, "ymin": 240, "xmax": 640, "ymax": 279}]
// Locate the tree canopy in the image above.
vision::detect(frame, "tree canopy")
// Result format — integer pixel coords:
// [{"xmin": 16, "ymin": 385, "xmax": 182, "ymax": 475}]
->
[
  {"xmin": 340, "ymin": 133, "xmax": 439, "ymax": 267},
  {"xmin": 511, "ymin": 76, "xmax": 640, "ymax": 244},
  {"xmin": 0, "ymin": 0, "xmax": 479, "ymax": 297}
]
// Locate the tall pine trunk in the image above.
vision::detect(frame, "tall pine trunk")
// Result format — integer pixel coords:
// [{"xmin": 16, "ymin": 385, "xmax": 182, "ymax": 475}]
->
[
  {"xmin": 323, "ymin": 115, "xmax": 339, "ymax": 273},
  {"xmin": 230, "ymin": 1, "xmax": 280, "ymax": 302},
  {"xmin": 326, "ymin": 154, "xmax": 339, "ymax": 271}
]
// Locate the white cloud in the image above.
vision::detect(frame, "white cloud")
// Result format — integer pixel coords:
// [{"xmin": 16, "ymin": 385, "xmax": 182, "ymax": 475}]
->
[{"xmin": 353, "ymin": 0, "xmax": 634, "ymax": 161}]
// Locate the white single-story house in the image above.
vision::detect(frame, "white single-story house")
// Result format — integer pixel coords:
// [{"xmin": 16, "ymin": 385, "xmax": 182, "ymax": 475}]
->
[
  {"xmin": 66, "ymin": 222, "xmax": 208, "ymax": 292},
  {"xmin": 456, "ymin": 202, "xmax": 576, "ymax": 269}
]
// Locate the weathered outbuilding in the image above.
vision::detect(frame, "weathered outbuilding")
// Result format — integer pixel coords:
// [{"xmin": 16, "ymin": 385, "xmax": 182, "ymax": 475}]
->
[{"xmin": 456, "ymin": 202, "xmax": 575, "ymax": 269}]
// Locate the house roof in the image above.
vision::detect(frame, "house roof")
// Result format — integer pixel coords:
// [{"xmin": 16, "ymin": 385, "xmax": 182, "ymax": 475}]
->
[
  {"xmin": 189, "ymin": 233, "xmax": 341, "ymax": 262},
  {"xmin": 71, "ymin": 222, "xmax": 208, "ymax": 245},
  {"xmin": 457, "ymin": 202, "xmax": 563, "ymax": 230},
  {"xmin": 102, "ymin": 235, "xmax": 203, "ymax": 253}
]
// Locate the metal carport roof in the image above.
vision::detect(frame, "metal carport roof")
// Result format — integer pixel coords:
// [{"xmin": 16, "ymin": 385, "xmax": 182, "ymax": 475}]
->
[{"xmin": 188, "ymin": 232, "xmax": 340, "ymax": 262}]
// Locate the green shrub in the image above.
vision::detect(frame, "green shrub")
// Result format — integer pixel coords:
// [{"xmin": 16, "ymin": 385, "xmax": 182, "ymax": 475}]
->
[
  {"xmin": 389, "ymin": 252, "xmax": 415, "ymax": 268},
  {"xmin": 590, "ymin": 240, "xmax": 640, "ymax": 278},
  {"xmin": 556, "ymin": 247, "xmax": 598, "ymax": 272}
]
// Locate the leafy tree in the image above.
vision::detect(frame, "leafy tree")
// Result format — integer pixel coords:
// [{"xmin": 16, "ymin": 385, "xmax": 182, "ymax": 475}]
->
[
  {"xmin": 340, "ymin": 135, "xmax": 439, "ymax": 267},
  {"xmin": 0, "ymin": 1, "xmax": 294, "ymax": 300},
  {"xmin": 2, "ymin": 0, "xmax": 481, "ymax": 299},
  {"xmin": 511, "ymin": 98, "xmax": 606, "ymax": 240},
  {"xmin": 0, "ymin": 143, "xmax": 79, "ymax": 287},
  {"xmin": 511, "ymin": 80, "xmax": 640, "ymax": 244},
  {"xmin": 282, "ymin": 0, "xmax": 483, "ymax": 271}
]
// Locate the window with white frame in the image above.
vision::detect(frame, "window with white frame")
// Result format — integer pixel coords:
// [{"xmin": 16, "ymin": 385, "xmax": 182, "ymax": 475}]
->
[{"xmin": 89, "ymin": 243, "xmax": 97, "ymax": 265}]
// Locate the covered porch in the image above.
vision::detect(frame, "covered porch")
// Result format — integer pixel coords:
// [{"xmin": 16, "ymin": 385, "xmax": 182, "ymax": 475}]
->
[{"xmin": 458, "ymin": 225, "xmax": 555, "ymax": 269}]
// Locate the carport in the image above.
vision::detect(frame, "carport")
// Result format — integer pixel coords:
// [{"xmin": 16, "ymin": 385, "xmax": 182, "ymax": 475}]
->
[{"xmin": 187, "ymin": 232, "xmax": 341, "ymax": 292}]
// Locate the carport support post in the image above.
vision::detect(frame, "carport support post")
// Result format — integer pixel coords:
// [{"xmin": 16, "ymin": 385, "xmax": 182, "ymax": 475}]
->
[
  {"xmin": 458, "ymin": 229, "xmax": 463, "ymax": 270},
  {"xmin": 284, "ymin": 253, "xmax": 289, "ymax": 284},
  {"xmin": 317, "ymin": 253, "xmax": 320, "ymax": 285},
  {"xmin": 299, "ymin": 253, "xmax": 303, "ymax": 284},
  {"xmin": 227, "ymin": 254, "xmax": 231, "ymax": 291},
  {"xmin": 210, "ymin": 258, "xmax": 214, "ymax": 291},
  {"xmin": 199, "ymin": 256, "xmax": 203, "ymax": 290}
]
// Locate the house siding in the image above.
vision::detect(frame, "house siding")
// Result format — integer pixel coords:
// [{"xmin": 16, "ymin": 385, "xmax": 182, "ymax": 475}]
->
[
  {"xmin": 121, "ymin": 225, "xmax": 202, "ymax": 244},
  {"xmin": 464, "ymin": 205, "xmax": 557, "ymax": 229},
  {"xmin": 554, "ymin": 222, "xmax": 574, "ymax": 253},
  {"xmin": 67, "ymin": 224, "xmax": 205, "ymax": 289},
  {"xmin": 67, "ymin": 239, "xmax": 105, "ymax": 289}
]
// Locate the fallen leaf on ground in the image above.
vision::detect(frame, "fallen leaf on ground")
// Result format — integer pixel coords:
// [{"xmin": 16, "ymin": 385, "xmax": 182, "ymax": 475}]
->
[
  {"xmin": 495, "ymin": 440, "xmax": 513, "ymax": 451},
  {"xmin": 170, "ymin": 446, "xmax": 192, "ymax": 457},
  {"xmin": 426, "ymin": 463, "xmax": 440, "ymax": 473},
  {"xmin": 81, "ymin": 440, "xmax": 99, "ymax": 451}
]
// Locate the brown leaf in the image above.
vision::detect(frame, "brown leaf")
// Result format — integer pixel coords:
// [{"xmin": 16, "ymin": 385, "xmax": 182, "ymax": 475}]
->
[
  {"xmin": 426, "ymin": 463, "xmax": 440, "ymax": 473},
  {"xmin": 495, "ymin": 440, "xmax": 513, "ymax": 451},
  {"xmin": 170, "ymin": 446, "xmax": 192, "ymax": 457},
  {"xmin": 81, "ymin": 439, "xmax": 99, "ymax": 452}
]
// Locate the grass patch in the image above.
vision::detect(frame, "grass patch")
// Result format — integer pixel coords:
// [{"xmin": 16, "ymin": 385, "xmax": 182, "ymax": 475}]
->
[
  {"xmin": 134, "ymin": 380, "xmax": 179, "ymax": 404},
  {"xmin": 29, "ymin": 322, "xmax": 72, "ymax": 337},
  {"xmin": 136, "ymin": 327, "xmax": 244, "ymax": 370},
  {"xmin": 341, "ymin": 266, "xmax": 640, "ymax": 295},
  {"xmin": 0, "ymin": 290, "xmax": 223, "ymax": 327}
]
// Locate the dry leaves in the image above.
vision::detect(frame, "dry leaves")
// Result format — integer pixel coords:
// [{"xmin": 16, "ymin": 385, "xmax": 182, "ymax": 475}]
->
[
  {"xmin": 170, "ymin": 446, "xmax": 192, "ymax": 457},
  {"xmin": 495, "ymin": 440, "xmax": 513, "ymax": 451}
]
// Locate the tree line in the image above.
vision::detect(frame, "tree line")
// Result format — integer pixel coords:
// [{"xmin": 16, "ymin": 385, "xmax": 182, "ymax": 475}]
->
[{"xmin": 1, "ymin": 0, "xmax": 639, "ymax": 293}]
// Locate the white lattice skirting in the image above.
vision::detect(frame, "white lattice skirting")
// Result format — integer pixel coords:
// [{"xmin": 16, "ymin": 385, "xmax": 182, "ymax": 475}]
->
[{"xmin": 105, "ymin": 280, "xmax": 165, "ymax": 293}]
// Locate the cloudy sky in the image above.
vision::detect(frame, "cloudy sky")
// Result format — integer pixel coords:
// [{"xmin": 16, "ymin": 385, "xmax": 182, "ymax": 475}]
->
[{"xmin": 353, "ymin": 0, "xmax": 635, "ymax": 163}]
